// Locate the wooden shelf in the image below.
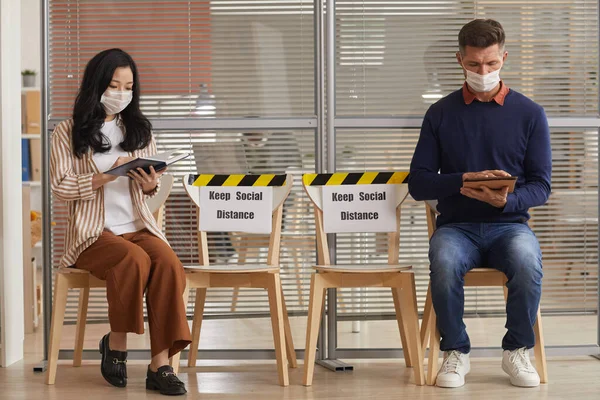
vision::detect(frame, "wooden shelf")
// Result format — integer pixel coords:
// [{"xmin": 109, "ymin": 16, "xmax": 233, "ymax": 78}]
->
[
  {"xmin": 22, "ymin": 134, "xmax": 41, "ymax": 139},
  {"xmin": 23, "ymin": 181, "xmax": 41, "ymax": 187}
]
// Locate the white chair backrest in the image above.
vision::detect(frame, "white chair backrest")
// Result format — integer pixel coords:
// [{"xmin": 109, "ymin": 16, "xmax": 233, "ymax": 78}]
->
[
  {"xmin": 424, "ymin": 200, "xmax": 439, "ymax": 239},
  {"xmin": 302, "ymin": 172, "xmax": 410, "ymax": 266},
  {"xmin": 183, "ymin": 173, "xmax": 293, "ymax": 266},
  {"xmin": 146, "ymin": 174, "xmax": 174, "ymax": 214},
  {"xmin": 425, "ymin": 200, "xmax": 438, "ymax": 214},
  {"xmin": 302, "ymin": 172, "xmax": 410, "ymax": 211},
  {"xmin": 183, "ymin": 173, "xmax": 293, "ymax": 214}
]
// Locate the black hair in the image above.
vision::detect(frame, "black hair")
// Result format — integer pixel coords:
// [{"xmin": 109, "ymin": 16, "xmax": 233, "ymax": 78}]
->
[{"xmin": 71, "ymin": 48, "xmax": 152, "ymax": 158}]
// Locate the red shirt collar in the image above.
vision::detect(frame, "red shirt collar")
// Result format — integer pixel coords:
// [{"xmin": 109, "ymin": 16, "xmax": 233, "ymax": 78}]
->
[{"xmin": 462, "ymin": 81, "xmax": 509, "ymax": 106}]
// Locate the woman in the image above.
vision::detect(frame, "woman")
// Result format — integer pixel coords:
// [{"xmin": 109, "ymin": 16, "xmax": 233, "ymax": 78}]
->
[{"xmin": 50, "ymin": 48, "xmax": 190, "ymax": 396}]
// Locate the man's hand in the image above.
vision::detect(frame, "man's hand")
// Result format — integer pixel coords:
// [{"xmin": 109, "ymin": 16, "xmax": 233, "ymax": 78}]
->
[
  {"xmin": 462, "ymin": 169, "xmax": 511, "ymax": 181},
  {"xmin": 460, "ymin": 185, "xmax": 509, "ymax": 208}
]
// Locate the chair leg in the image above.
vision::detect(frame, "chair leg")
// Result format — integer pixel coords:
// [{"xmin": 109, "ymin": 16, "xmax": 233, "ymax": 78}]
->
[
  {"xmin": 426, "ymin": 309, "xmax": 440, "ymax": 386},
  {"xmin": 169, "ymin": 353, "xmax": 181, "ymax": 375},
  {"xmin": 73, "ymin": 286, "xmax": 90, "ymax": 367},
  {"xmin": 266, "ymin": 273, "xmax": 289, "ymax": 387},
  {"xmin": 391, "ymin": 287, "xmax": 412, "ymax": 368},
  {"xmin": 45, "ymin": 274, "xmax": 70, "ymax": 385},
  {"xmin": 231, "ymin": 245, "xmax": 249, "ymax": 312},
  {"xmin": 533, "ymin": 308, "xmax": 548, "ymax": 383},
  {"xmin": 187, "ymin": 287, "xmax": 207, "ymax": 368},
  {"xmin": 420, "ymin": 283, "xmax": 433, "ymax": 356},
  {"xmin": 303, "ymin": 273, "xmax": 327, "ymax": 386},
  {"xmin": 395, "ymin": 274, "xmax": 425, "ymax": 386},
  {"xmin": 281, "ymin": 287, "xmax": 298, "ymax": 368},
  {"xmin": 169, "ymin": 287, "xmax": 190, "ymax": 374},
  {"xmin": 231, "ymin": 288, "xmax": 240, "ymax": 313}
]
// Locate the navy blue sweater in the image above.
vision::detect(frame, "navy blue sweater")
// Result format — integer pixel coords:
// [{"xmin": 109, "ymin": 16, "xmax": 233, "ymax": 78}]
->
[{"xmin": 408, "ymin": 88, "xmax": 552, "ymax": 227}]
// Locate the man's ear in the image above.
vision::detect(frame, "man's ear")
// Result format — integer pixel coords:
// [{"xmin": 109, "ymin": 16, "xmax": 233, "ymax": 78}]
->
[
  {"xmin": 456, "ymin": 51, "xmax": 463, "ymax": 66},
  {"xmin": 502, "ymin": 51, "xmax": 508, "ymax": 63}
]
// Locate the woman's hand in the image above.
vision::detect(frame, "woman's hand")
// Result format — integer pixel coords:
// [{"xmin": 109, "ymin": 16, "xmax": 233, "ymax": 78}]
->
[
  {"xmin": 107, "ymin": 157, "xmax": 135, "ymax": 181},
  {"xmin": 128, "ymin": 165, "xmax": 166, "ymax": 194},
  {"xmin": 92, "ymin": 156, "xmax": 135, "ymax": 190}
]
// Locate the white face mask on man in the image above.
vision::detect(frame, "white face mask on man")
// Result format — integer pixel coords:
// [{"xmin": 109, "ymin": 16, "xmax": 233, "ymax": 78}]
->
[
  {"xmin": 100, "ymin": 90, "xmax": 133, "ymax": 115},
  {"xmin": 462, "ymin": 64, "xmax": 501, "ymax": 93}
]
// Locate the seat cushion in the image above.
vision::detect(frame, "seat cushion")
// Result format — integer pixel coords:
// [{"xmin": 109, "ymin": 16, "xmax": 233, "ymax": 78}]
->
[
  {"xmin": 57, "ymin": 267, "xmax": 92, "ymax": 274},
  {"xmin": 468, "ymin": 268, "xmax": 502, "ymax": 274},
  {"xmin": 184, "ymin": 264, "xmax": 279, "ymax": 273},
  {"xmin": 314, "ymin": 264, "xmax": 412, "ymax": 273}
]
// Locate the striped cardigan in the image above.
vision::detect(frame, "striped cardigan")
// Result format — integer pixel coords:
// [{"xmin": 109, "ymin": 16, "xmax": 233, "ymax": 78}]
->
[{"xmin": 50, "ymin": 119, "xmax": 168, "ymax": 267}]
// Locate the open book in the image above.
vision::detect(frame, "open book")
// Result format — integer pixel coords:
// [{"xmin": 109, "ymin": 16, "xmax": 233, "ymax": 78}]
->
[
  {"xmin": 463, "ymin": 176, "xmax": 517, "ymax": 193},
  {"xmin": 105, "ymin": 149, "xmax": 190, "ymax": 177}
]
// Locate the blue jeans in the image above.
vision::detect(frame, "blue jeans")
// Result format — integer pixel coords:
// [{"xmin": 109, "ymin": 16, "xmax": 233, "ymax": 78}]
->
[{"xmin": 429, "ymin": 223, "xmax": 543, "ymax": 353}]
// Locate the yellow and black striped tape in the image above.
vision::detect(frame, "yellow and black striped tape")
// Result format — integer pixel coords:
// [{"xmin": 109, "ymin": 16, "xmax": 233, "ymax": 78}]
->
[
  {"xmin": 303, "ymin": 172, "xmax": 409, "ymax": 186},
  {"xmin": 189, "ymin": 174, "xmax": 287, "ymax": 187}
]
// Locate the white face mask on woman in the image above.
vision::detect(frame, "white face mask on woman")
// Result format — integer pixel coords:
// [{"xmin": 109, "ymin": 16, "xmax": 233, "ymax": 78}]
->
[
  {"xmin": 100, "ymin": 90, "xmax": 133, "ymax": 115},
  {"xmin": 464, "ymin": 68, "xmax": 501, "ymax": 93}
]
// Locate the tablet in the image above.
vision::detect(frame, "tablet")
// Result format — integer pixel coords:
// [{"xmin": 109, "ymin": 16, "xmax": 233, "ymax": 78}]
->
[{"xmin": 463, "ymin": 176, "xmax": 517, "ymax": 193}]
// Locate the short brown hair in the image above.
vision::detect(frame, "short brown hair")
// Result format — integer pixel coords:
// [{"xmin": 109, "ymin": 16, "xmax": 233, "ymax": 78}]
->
[{"xmin": 458, "ymin": 19, "xmax": 505, "ymax": 54}]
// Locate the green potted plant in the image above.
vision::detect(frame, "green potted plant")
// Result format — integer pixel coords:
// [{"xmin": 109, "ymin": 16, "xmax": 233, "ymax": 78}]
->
[{"xmin": 22, "ymin": 69, "xmax": 36, "ymax": 87}]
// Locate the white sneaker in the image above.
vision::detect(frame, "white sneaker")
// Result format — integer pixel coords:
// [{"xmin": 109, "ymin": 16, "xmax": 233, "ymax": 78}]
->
[
  {"xmin": 436, "ymin": 350, "xmax": 470, "ymax": 388},
  {"xmin": 502, "ymin": 348, "xmax": 540, "ymax": 387}
]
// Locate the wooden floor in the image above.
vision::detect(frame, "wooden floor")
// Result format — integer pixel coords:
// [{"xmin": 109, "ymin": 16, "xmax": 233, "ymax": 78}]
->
[
  {"xmin": 53, "ymin": 315, "xmax": 600, "ymax": 351},
  {"xmin": 2, "ymin": 316, "xmax": 600, "ymax": 399},
  {"xmin": 3, "ymin": 357, "xmax": 600, "ymax": 400}
]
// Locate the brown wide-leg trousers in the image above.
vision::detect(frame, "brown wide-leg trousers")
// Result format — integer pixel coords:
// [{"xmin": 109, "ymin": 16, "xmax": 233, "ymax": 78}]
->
[{"xmin": 76, "ymin": 229, "xmax": 191, "ymax": 357}]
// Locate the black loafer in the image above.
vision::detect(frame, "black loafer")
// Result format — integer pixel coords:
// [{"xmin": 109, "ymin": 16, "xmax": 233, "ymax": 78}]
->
[
  {"xmin": 146, "ymin": 365, "xmax": 187, "ymax": 396},
  {"xmin": 99, "ymin": 333, "xmax": 127, "ymax": 388}
]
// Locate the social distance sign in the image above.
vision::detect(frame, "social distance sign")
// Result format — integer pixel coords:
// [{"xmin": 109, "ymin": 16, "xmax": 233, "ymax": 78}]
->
[
  {"xmin": 322, "ymin": 184, "xmax": 397, "ymax": 233},
  {"xmin": 199, "ymin": 186, "xmax": 273, "ymax": 234}
]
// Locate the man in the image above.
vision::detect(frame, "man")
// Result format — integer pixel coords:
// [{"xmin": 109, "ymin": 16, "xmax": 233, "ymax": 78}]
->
[{"xmin": 409, "ymin": 19, "xmax": 551, "ymax": 388}]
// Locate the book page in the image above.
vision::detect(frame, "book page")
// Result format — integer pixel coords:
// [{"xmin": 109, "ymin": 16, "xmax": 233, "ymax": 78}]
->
[{"xmin": 146, "ymin": 148, "xmax": 185, "ymax": 162}]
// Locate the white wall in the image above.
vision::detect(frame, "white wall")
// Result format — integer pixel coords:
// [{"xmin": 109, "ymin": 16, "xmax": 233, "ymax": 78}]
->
[
  {"xmin": 21, "ymin": 0, "xmax": 42, "ymax": 271},
  {"xmin": 0, "ymin": 0, "xmax": 25, "ymax": 367},
  {"xmin": 21, "ymin": 0, "xmax": 40, "ymax": 79}
]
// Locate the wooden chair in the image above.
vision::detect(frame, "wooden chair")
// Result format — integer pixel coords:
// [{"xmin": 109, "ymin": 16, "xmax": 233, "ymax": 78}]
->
[
  {"xmin": 420, "ymin": 201, "xmax": 548, "ymax": 386},
  {"xmin": 230, "ymin": 191, "xmax": 311, "ymax": 311},
  {"xmin": 181, "ymin": 173, "xmax": 297, "ymax": 387},
  {"xmin": 46, "ymin": 175, "xmax": 183, "ymax": 385},
  {"xmin": 301, "ymin": 173, "xmax": 425, "ymax": 386}
]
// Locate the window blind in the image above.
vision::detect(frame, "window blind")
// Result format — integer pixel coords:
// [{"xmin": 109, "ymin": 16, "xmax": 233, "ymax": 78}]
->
[
  {"xmin": 335, "ymin": 0, "xmax": 599, "ymax": 117},
  {"xmin": 333, "ymin": 0, "xmax": 598, "ymax": 318},
  {"xmin": 48, "ymin": 0, "xmax": 316, "ymax": 323},
  {"xmin": 49, "ymin": 0, "xmax": 314, "ymax": 119},
  {"xmin": 48, "ymin": 0, "xmax": 598, "ymax": 324}
]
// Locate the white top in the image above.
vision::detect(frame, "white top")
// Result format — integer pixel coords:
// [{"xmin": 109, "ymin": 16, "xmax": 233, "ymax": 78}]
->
[{"xmin": 92, "ymin": 118, "xmax": 145, "ymax": 235}]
